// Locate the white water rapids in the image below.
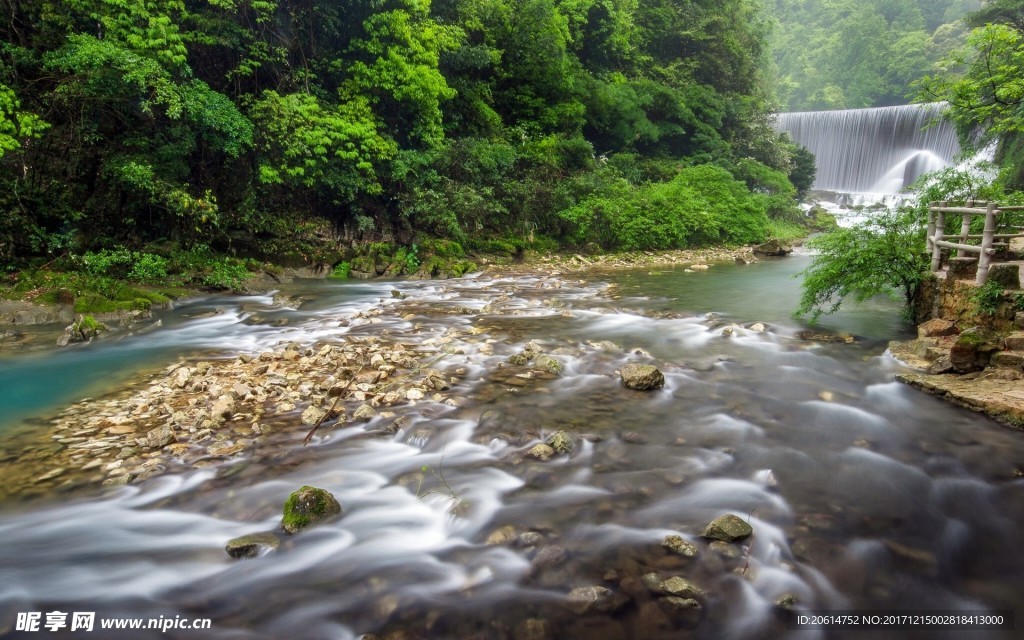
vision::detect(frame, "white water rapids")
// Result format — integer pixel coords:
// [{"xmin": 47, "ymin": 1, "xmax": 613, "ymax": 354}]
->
[{"xmin": 0, "ymin": 261, "xmax": 1021, "ymax": 639}]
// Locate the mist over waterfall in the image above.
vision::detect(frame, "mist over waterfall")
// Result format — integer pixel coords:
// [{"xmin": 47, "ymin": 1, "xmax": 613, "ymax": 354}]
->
[{"xmin": 775, "ymin": 103, "xmax": 961, "ymax": 194}]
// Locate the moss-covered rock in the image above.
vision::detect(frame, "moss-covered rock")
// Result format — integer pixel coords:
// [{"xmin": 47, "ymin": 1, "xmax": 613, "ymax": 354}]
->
[
  {"xmin": 546, "ymin": 430, "xmax": 573, "ymax": 455},
  {"xmin": 532, "ymin": 354, "xmax": 562, "ymax": 375},
  {"xmin": 281, "ymin": 485, "xmax": 342, "ymax": 534}
]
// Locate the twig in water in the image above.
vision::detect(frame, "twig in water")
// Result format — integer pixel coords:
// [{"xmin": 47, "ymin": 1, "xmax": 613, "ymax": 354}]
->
[{"xmin": 302, "ymin": 367, "xmax": 362, "ymax": 446}]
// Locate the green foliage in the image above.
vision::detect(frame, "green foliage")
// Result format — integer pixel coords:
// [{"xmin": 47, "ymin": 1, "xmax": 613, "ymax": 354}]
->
[
  {"xmin": 0, "ymin": 0, "xmax": 799, "ymax": 269},
  {"xmin": 560, "ymin": 164, "xmax": 769, "ymax": 250},
  {"xmin": 771, "ymin": 0, "xmax": 975, "ymax": 110},
  {"xmin": 797, "ymin": 208, "xmax": 929, "ymax": 321},
  {"xmin": 201, "ymin": 258, "xmax": 249, "ymax": 290},
  {"xmin": 82, "ymin": 249, "xmax": 169, "ymax": 282},
  {"xmin": 971, "ymin": 280, "xmax": 1006, "ymax": 316},
  {"xmin": 918, "ymin": 22, "xmax": 1024, "ymax": 148},
  {"xmin": 329, "ymin": 261, "xmax": 352, "ymax": 280}
]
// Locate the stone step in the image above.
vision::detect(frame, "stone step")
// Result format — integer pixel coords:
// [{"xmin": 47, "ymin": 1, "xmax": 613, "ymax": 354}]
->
[
  {"xmin": 1003, "ymin": 332, "xmax": 1024, "ymax": 351},
  {"xmin": 990, "ymin": 350, "xmax": 1024, "ymax": 369}
]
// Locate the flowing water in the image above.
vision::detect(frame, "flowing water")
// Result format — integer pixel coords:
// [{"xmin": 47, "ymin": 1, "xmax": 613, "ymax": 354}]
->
[
  {"xmin": 1, "ymin": 256, "xmax": 1022, "ymax": 640},
  {"xmin": 775, "ymin": 104, "xmax": 961, "ymax": 195}
]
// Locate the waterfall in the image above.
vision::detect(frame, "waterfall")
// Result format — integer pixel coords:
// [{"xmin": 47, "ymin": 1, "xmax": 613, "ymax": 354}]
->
[{"xmin": 775, "ymin": 103, "xmax": 961, "ymax": 195}]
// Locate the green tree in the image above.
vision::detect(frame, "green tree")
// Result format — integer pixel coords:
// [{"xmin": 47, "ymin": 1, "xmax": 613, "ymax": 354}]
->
[{"xmin": 797, "ymin": 208, "xmax": 929, "ymax": 321}]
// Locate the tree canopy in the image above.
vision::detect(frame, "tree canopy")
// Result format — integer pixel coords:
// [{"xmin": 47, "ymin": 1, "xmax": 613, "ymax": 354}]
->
[
  {"xmin": 770, "ymin": 0, "xmax": 979, "ymax": 111},
  {"xmin": 0, "ymin": 0, "xmax": 811, "ymax": 266}
]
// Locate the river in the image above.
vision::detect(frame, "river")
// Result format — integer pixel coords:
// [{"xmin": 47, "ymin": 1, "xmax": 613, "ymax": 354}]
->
[{"xmin": 0, "ymin": 254, "xmax": 1021, "ymax": 639}]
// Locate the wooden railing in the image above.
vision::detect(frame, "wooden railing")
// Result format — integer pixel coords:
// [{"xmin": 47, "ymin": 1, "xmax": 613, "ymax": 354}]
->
[{"xmin": 927, "ymin": 201, "xmax": 1024, "ymax": 284}]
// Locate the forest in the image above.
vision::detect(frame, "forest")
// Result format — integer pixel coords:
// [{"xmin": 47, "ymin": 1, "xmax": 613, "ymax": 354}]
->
[
  {"xmin": 770, "ymin": 0, "xmax": 980, "ymax": 110},
  {"xmin": 0, "ymin": 0, "xmax": 813, "ymax": 283}
]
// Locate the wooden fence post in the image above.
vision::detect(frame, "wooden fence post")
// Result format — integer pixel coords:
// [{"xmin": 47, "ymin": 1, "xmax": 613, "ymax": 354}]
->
[
  {"xmin": 931, "ymin": 201, "xmax": 946, "ymax": 272},
  {"xmin": 957, "ymin": 210, "xmax": 972, "ymax": 257},
  {"xmin": 976, "ymin": 202, "xmax": 998, "ymax": 285},
  {"xmin": 926, "ymin": 201, "xmax": 936, "ymax": 257}
]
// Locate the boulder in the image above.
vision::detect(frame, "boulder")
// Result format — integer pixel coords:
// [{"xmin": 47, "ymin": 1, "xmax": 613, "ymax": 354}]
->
[
  {"xmin": 752, "ymin": 239, "xmax": 793, "ymax": 256},
  {"xmin": 987, "ymin": 263, "xmax": 1020, "ymax": 290},
  {"xmin": 281, "ymin": 485, "xmax": 342, "ymax": 534},
  {"xmin": 949, "ymin": 329, "xmax": 999, "ymax": 373},
  {"xmin": 620, "ymin": 363, "xmax": 665, "ymax": 390},
  {"xmin": 702, "ymin": 514, "xmax": 753, "ymax": 542},
  {"xmin": 917, "ymin": 318, "xmax": 959, "ymax": 339}
]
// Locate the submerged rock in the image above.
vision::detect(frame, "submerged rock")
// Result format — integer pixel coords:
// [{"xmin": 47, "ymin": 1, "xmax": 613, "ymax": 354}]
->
[
  {"xmin": 281, "ymin": 485, "xmax": 342, "ymax": 534},
  {"xmin": 620, "ymin": 363, "xmax": 665, "ymax": 390},
  {"xmin": 225, "ymin": 532, "xmax": 281, "ymax": 559},
  {"xmin": 662, "ymin": 534, "xmax": 698, "ymax": 557},
  {"xmin": 528, "ymin": 443, "xmax": 555, "ymax": 461},
  {"xmin": 702, "ymin": 514, "xmax": 753, "ymax": 542}
]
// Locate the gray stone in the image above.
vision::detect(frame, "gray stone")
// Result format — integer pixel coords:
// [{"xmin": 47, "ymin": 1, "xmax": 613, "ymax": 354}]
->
[
  {"xmin": 225, "ymin": 532, "xmax": 281, "ymax": 559},
  {"xmin": 352, "ymin": 404, "xmax": 377, "ymax": 422},
  {"xmin": 620, "ymin": 363, "xmax": 665, "ymax": 390},
  {"xmin": 211, "ymin": 394, "xmax": 236, "ymax": 421},
  {"xmin": 146, "ymin": 425, "xmax": 175, "ymax": 448},
  {"xmin": 565, "ymin": 586, "xmax": 624, "ymax": 615},
  {"xmin": 661, "ymin": 576, "xmax": 705, "ymax": 599},
  {"xmin": 702, "ymin": 514, "xmax": 753, "ymax": 542},
  {"xmin": 662, "ymin": 534, "xmax": 698, "ymax": 557},
  {"xmin": 301, "ymin": 405, "xmax": 328, "ymax": 426},
  {"xmin": 753, "ymin": 239, "xmax": 793, "ymax": 256}
]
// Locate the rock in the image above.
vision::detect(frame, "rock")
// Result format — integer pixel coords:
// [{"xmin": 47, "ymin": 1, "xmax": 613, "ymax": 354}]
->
[
  {"xmin": 565, "ymin": 586, "xmax": 624, "ymax": 615},
  {"xmin": 917, "ymin": 318, "xmax": 959, "ymax": 338},
  {"xmin": 514, "ymin": 619, "xmax": 548, "ymax": 640},
  {"xmin": 987, "ymin": 263, "xmax": 1020, "ymax": 289},
  {"xmin": 225, "ymin": 532, "xmax": 281, "ymax": 558},
  {"xmin": 281, "ymin": 485, "xmax": 342, "ymax": 534},
  {"xmin": 145, "ymin": 425, "xmax": 175, "ymax": 448},
  {"xmin": 620, "ymin": 363, "xmax": 665, "ymax": 390},
  {"xmin": 301, "ymin": 405, "xmax": 328, "ymax": 426},
  {"xmin": 528, "ymin": 443, "xmax": 556, "ymax": 461},
  {"xmin": 775, "ymin": 593, "xmax": 798, "ymax": 609},
  {"xmin": 507, "ymin": 353, "xmax": 531, "ymax": 366},
  {"xmin": 950, "ymin": 329, "xmax": 999, "ymax": 373},
  {"xmin": 749, "ymin": 322, "xmax": 766, "ymax": 332},
  {"xmin": 352, "ymin": 404, "xmax": 377, "ymax": 422},
  {"xmin": 709, "ymin": 540, "xmax": 741, "ymax": 558},
  {"xmin": 545, "ymin": 430, "xmax": 573, "ymax": 455},
  {"xmin": 406, "ymin": 388, "xmax": 425, "ymax": 401},
  {"xmin": 211, "ymin": 394, "xmax": 237, "ymax": 421},
  {"xmin": 532, "ymin": 354, "xmax": 562, "ymax": 375},
  {"xmin": 690, "ymin": 264, "xmax": 709, "ymax": 271},
  {"xmin": 661, "ymin": 576, "xmax": 705, "ymax": 599},
  {"xmin": 753, "ymin": 239, "xmax": 793, "ymax": 256},
  {"xmin": 662, "ymin": 535, "xmax": 698, "ymax": 557},
  {"xmin": 485, "ymin": 525, "xmax": 518, "ymax": 545},
  {"xmin": 702, "ymin": 514, "xmax": 753, "ymax": 542}
]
